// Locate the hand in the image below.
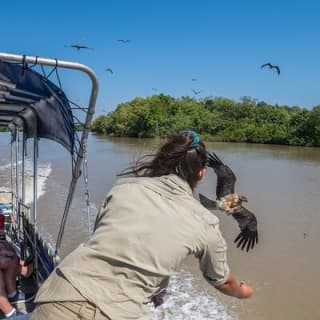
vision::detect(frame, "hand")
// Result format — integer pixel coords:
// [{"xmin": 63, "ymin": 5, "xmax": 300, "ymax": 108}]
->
[
  {"xmin": 238, "ymin": 281, "xmax": 254, "ymax": 299},
  {"xmin": 152, "ymin": 289, "xmax": 167, "ymax": 308},
  {"xmin": 216, "ymin": 274, "xmax": 254, "ymax": 299}
]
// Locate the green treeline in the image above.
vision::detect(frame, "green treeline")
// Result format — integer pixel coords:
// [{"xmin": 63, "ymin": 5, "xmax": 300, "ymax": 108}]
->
[{"xmin": 91, "ymin": 95, "xmax": 320, "ymax": 147}]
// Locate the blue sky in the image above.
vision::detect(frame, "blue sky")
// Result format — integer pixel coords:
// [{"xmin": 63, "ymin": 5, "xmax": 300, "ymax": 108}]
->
[{"xmin": 2, "ymin": 0, "xmax": 320, "ymax": 115}]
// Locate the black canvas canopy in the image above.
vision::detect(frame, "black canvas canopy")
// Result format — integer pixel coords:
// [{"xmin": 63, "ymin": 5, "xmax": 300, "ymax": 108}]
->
[
  {"xmin": 0, "ymin": 52, "xmax": 99, "ymax": 254},
  {"xmin": 0, "ymin": 61, "xmax": 75, "ymax": 153}
]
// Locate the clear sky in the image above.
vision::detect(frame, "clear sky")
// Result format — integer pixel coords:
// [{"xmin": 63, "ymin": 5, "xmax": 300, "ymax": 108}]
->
[{"xmin": 2, "ymin": 0, "xmax": 320, "ymax": 115}]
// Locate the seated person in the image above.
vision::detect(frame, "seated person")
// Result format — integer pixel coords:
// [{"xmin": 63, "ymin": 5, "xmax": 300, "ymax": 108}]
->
[{"xmin": 0, "ymin": 241, "xmax": 34, "ymax": 318}]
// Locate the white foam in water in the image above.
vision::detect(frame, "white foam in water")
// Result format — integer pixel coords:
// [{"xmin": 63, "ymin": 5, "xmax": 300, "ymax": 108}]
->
[
  {"xmin": 0, "ymin": 160, "xmax": 52, "ymax": 204},
  {"xmin": 151, "ymin": 269, "xmax": 236, "ymax": 320},
  {"xmin": 24, "ymin": 161, "xmax": 52, "ymax": 204}
]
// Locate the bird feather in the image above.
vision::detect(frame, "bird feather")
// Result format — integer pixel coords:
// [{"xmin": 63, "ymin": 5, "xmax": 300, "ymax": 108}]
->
[{"xmin": 199, "ymin": 151, "xmax": 259, "ymax": 251}]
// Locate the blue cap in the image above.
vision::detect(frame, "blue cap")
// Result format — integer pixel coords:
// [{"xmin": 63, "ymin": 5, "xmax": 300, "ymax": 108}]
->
[{"xmin": 181, "ymin": 130, "xmax": 200, "ymax": 148}]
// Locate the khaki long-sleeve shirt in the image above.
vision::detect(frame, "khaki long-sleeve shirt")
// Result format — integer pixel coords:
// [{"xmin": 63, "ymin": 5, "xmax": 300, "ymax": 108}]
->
[{"xmin": 36, "ymin": 174, "xmax": 229, "ymax": 319}]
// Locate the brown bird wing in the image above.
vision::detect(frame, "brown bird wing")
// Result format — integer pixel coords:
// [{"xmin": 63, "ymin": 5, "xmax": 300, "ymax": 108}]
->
[
  {"xmin": 232, "ymin": 205, "xmax": 258, "ymax": 251},
  {"xmin": 199, "ymin": 193, "xmax": 218, "ymax": 210},
  {"xmin": 207, "ymin": 152, "xmax": 236, "ymax": 198}
]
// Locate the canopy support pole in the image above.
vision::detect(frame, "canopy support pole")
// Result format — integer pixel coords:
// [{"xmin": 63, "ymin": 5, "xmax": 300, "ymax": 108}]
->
[{"xmin": 0, "ymin": 52, "xmax": 99, "ymax": 255}]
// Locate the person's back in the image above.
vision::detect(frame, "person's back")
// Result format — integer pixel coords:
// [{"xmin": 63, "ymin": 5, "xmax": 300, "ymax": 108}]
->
[
  {"xmin": 37, "ymin": 174, "xmax": 226, "ymax": 319},
  {"xmin": 31, "ymin": 131, "xmax": 253, "ymax": 320}
]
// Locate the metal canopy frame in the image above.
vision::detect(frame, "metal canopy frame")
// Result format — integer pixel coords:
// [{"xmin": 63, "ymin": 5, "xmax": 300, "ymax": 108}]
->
[{"xmin": 0, "ymin": 52, "xmax": 99, "ymax": 254}]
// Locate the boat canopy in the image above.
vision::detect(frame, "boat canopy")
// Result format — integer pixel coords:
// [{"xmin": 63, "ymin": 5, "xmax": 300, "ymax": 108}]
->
[
  {"xmin": 0, "ymin": 60, "xmax": 74, "ymax": 154},
  {"xmin": 0, "ymin": 52, "xmax": 99, "ymax": 254}
]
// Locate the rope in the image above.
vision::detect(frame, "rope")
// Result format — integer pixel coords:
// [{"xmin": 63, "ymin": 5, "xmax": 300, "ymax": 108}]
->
[
  {"xmin": 40, "ymin": 64, "xmax": 47, "ymax": 78},
  {"xmin": 21, "ymin": 55, "xmax": 27, "ymax": 76},
  {"xmin": 29, "ymin": 56, "xmax": 39, "ymax": 69},
  {"xmin": 46, "ymin": 59, "xmax": 58, "ymax": 79},
  {"xmin": 55, "ymin": 62, "xmax": 63, "ymax": 89},
  {"xmin": 45, "ymin": 59, "xmax": 62, "ymax": 90},
  {"xmin": 82, "ymin": 146, "xmax": 92, "ymax": 234}
]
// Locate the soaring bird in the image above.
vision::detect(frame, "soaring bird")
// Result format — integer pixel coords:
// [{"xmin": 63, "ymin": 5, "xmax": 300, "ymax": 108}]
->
[
  {"xmin": 117, "ymin": 39, "xmax": 130, "ymax": 43},
  {"xmin": 191, "ymin": 89, "xmax": 201, "ymax": 95},
  {"xmin": 199, "ymin": 152, "xmax": 258, "ymax": 251},
  {"xmin": 65, "ymin": 44, "xmax": 93, "ymax": 51},
  {"xmin": 105, "ymin": 68, "xmax": 113, "ymax": 74},
  {"xmin": 191, "ymin": 78, "xmax": 197, "ymax": 81},
  {"xmin": 261, "ymin": 63, "xmax": 280, "ymax": 75}
]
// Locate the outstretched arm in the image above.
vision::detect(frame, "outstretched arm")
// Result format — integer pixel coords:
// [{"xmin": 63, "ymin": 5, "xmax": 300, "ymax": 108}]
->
[
  {"xmin": 197, "ymin": 217, "xmax": 253, "ymax": 299},
  {"xmin": 215, "ymin": 273, "xmax": 253, "ymax": 299}
]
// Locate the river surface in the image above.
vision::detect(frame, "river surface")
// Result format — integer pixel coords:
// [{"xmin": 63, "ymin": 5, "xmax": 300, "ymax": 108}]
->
[{"xmin": 0, "ymin": 133, "xmax": 319, "ymax": 320}]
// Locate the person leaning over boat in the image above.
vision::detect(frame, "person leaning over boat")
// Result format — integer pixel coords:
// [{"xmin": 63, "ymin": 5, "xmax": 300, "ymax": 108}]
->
[
  {"xmin": 0, "ymin": 240, "xmax": 34, "ymax": 318},
  {"xmin": 31, "ymin": 130, "xmax": 253, "ymax": 320}
]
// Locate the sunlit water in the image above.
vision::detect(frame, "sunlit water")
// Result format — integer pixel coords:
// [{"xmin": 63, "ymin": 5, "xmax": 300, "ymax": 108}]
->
[{"xmin": 0, "ymin": 132, "xmax": 319, "ymax": 319}]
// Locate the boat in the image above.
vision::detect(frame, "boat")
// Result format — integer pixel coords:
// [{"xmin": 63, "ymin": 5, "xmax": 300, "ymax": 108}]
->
[{"xmin": 0, "ymin": 52, "xmax": 99, "ymax": 318}]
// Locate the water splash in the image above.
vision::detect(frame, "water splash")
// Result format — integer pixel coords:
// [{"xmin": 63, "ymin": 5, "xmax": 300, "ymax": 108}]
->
[{"xmin": 151, "ymin": 269, "xmax": 236, "ymax": 320}]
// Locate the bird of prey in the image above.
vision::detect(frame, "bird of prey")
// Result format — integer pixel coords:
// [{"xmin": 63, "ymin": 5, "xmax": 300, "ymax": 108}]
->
[
  {"xmin": 191, "ymin": 78, "xmax": 197, "ymax": 81},
  {"xmin": 105, "ymin": 68, "xmax": 113, "ymax": 74},
  {"xmin": 199, "ymin": 152, "xmax": 258, "ymax": 251},
  {"xmin": 117, "ymin": 39, "xmax": 130, "ymax": 43},
  {"xmin": 152, "ymin": 88, "xmax": 158, "ymax": 91},
  {"xmin": 191, "ymin": 89, "xmax": 201, "ymax": 95},
  {"xmin": 65, "ymin": 44, "xmax": 93, "ymax": 51},
  {"xmin": 261, "ymin": 63, "xmax": 280, "ymax": 75}
]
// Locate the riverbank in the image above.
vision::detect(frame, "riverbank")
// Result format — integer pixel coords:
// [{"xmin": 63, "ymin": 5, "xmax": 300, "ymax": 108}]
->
[{"xmin": 91, "ymin": 94, "xmax": 320, "ymax": 147}]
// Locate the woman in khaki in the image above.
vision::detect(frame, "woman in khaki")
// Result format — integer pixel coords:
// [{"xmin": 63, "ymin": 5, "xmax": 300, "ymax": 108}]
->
[{"xmin": 31, "ymin": 130, "xmax": 253, "ymax": 320}]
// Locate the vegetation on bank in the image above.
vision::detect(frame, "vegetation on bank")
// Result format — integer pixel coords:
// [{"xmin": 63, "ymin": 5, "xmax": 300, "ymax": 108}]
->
[{"xmin": 93, "ymin": 95, "xmax": 318, "ymax": 147}]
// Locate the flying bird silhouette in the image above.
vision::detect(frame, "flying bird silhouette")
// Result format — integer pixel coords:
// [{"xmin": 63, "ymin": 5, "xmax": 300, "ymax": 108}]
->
[
  {"xmin": 191, "ymin": 89, "xmax": 201, "ymax": 95},
  {"xmin": 191, "ymin": 78, "xmax": 197, "ymax": 81},
  {"xmin": 65, "ymin": 44, "xmax": 93, "ymax": 51},
  {"xmin": 152, "ymin": 88, "xmax": 158, "ymax": 91},
  {"xmin": 261, "ymin": 63, "xmax": 280, "ymax": 75},
  {"xmin": 199, "ymin": 152, "xmax": 258, "ymax": 251},
  {"xmin": 105, "ymin": 68, "xmax": 113, "ymax": 74},
  {"xmin": 117, "ymin": 39, "xmax": 130, "ymax": 43}
]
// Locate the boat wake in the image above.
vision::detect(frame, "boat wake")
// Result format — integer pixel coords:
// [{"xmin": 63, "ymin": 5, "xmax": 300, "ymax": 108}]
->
[
  {"xmin": 151, "ymin": 268, "xmax": 236, "ymax": 320},
  {"xmin": 0, "ymin": 160, "xmax": 52, "ymax": 204}
]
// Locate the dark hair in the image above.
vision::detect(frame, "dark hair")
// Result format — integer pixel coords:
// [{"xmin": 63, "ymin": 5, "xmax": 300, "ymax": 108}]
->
[{"xmin": 119, "ymin": 132, "xmax": 207, "ymax": 189}]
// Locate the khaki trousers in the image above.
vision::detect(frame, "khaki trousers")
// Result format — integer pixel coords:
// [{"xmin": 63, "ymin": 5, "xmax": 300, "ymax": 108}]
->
[{"xmin": 30, "ymin": 301, "xmax": 111, "ymax": 320}]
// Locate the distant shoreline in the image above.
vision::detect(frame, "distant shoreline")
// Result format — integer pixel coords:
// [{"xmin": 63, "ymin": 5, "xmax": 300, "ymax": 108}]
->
[{"xmin": 91, "ymin": 94, "xmax": 320, "ymax": 148}]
